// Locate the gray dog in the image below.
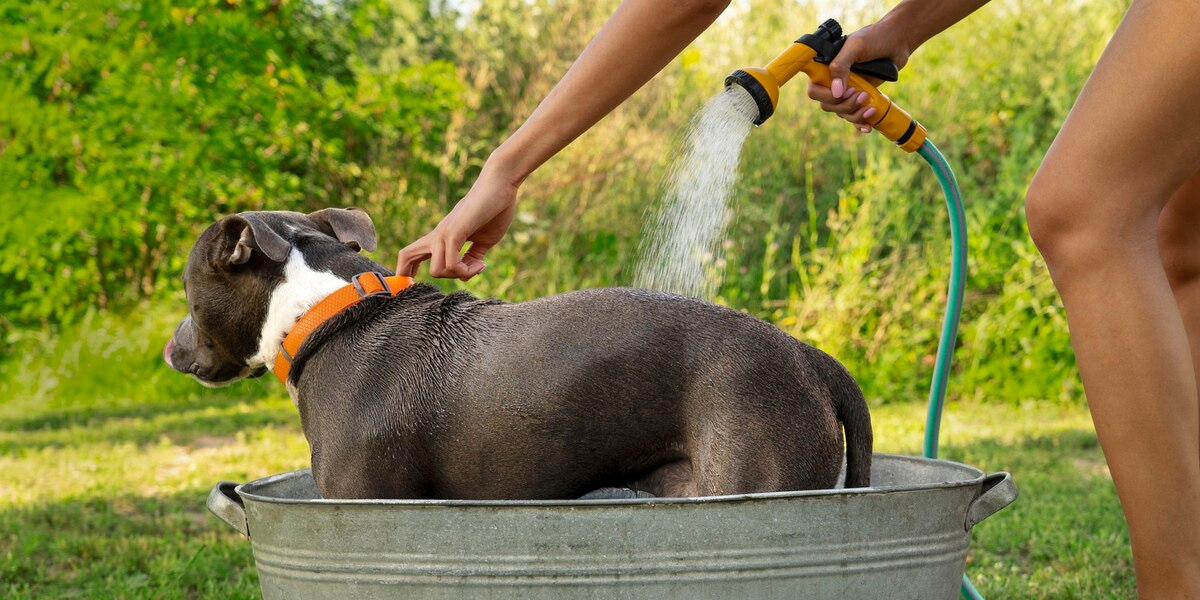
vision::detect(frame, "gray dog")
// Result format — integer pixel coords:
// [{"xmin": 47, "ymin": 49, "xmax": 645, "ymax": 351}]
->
[{"xmin": 164, "ymin": 208, "xmax": 872, "ymax": 499}]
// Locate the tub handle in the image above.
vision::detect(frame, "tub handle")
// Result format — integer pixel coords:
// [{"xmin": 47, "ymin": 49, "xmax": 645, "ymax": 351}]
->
[
  {"xmin": 207, "ymin": 480, "xmax": 249, "ymax": 538},
  {"xmin": 965, "ymin": 472, "xmax": 1017, "ymax": 531}
]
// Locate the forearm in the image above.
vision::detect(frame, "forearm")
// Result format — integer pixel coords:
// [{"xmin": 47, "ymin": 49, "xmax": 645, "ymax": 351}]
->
[
  {"xmin": 488, "ymin": 0, "xmax": 730, "ymax": 185},
  {"xmin": 881, "ymin": 0, "xmax": 992, "ymax": 52}
]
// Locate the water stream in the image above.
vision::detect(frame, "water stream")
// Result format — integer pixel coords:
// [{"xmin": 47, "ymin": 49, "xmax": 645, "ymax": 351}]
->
[{"xmin": 633, "ymin": 86, "xmax": 759, "ymax": 300}]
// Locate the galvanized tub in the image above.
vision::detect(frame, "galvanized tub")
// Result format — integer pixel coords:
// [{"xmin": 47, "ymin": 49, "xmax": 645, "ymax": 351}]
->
[{"xmin": 207, "ymin": 453, "xmax": 1015, "ymax": 600}]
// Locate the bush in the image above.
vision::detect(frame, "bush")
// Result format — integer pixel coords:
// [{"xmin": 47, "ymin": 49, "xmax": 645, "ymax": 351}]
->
[{"xmin": 0, "ymin": 0, "xmax": 461, "ymax": 328}]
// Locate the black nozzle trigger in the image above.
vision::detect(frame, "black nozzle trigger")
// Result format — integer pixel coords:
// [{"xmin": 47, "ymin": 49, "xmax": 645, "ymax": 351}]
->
[
  {"xmin": 804, "ymin": 18, "xmax": 900, "ymax": 83},
  {"xmin": 813, "ymin": 52, "xmax": 900, "ymax": 83},
  {"xmin": 848, "ymin": 58, "xmax": 899, "ymax": 82}
]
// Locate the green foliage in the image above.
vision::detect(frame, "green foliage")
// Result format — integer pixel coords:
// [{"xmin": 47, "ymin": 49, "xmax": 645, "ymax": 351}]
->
[
  {"xmin": 0, "ymin": 0, "xmax": 462, "ymax": 330},
  {"xmin": 0, "ymin": 0, "xmax": 1130, "ymax": 401}
]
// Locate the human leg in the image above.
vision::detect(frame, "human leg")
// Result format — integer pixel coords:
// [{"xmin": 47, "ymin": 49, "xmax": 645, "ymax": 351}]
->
[
  {"xmin": 1024, "ymin": 1, "xmax": 1200, "ymax": 596},
  {"xmin": 1160, "ymin": 170, "xmax": 1200, "ymax": 456},
  {"xmin": 1114, "ymin": 165, "xmax": 1200, "ymax": 471}
]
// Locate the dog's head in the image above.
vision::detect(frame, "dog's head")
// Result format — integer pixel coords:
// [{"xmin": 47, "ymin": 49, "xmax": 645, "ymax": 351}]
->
[{"xmin": 163, "ymin": 208, "xmax": 379, "ymax": 387}]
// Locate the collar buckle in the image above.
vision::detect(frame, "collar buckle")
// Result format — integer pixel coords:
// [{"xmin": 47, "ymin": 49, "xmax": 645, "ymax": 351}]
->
[{"xmin": 351, "ymin": 272, "xmax": 392, "ymax": 298}]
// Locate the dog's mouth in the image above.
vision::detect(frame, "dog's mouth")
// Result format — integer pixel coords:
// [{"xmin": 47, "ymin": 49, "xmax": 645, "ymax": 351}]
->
[
  {"xmin": 189, "ymin": 364, "xmax": 265, "ymax": 388},
  {"xmin": 165, "ymin": 335, "xmax": 268, "ymax": 386}
]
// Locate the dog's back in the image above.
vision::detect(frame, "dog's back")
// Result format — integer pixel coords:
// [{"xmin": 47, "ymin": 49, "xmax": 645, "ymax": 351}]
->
[{"xmin": 293, "ymin": 285, "xmax": 871, "ymax": 499}]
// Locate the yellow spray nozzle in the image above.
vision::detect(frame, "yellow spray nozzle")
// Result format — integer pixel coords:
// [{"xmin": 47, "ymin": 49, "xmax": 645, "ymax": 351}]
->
[
  {"xmin": 724, "ymin": 67, "xmax": 779, "ymax": 125},
  {"xmin": 725, "ymin": 19, "xmax": 927, "ymax": 152}
]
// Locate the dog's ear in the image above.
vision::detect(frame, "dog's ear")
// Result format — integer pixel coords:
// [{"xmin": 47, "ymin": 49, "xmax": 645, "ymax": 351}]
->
[
  {"xmin": 307, "ymin": 207, "xmax": 377, "ymax": 253},
  {"xmin": 218, "ymin": 214, "xmax": 291, "ymax": 266}
]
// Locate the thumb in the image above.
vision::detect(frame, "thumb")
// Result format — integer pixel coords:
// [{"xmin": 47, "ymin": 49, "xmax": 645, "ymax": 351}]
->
[{"xmin": 457, "ymin": 241, "xmax": 492, "ymax": 280}]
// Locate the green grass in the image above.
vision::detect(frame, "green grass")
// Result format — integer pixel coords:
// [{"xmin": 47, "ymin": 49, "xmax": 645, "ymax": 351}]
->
[{"xmin": 0, "ymin": 307, "xmax": 1133, "ymax": 599}]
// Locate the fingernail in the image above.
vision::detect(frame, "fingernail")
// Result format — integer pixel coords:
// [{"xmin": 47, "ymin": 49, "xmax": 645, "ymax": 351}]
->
[
  {"xmin": 831, "ymin": 79, "xmax": 844, "ymax": 98},
  {"xmin": 863, "ymin": 106, "xmax": 877, "ymax": 119},
  {"xmin": 856, "ymin": 92, "xmax": 869, "ymax": 105},
  {"xmin": 845, "ymin": 87, "xmax": 857, "ymax": 100}
]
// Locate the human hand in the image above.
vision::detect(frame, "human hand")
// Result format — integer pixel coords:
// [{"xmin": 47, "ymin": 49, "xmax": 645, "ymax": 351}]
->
[
  {"xmin": 395, "ymin": 161, "xmax": 519, "ymax": 280},
  {"xmin": 805, "ymin": 20, "xmax": 914, "ymax": 133}
]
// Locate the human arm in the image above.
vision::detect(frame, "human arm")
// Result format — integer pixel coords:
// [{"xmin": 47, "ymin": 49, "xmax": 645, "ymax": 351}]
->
[
  {"xmin": 397, "ymin": 0, "xmax": 731, "ymax": 279},
  {"xmin": 809, "ymin": 0, "xmax": 992, "ymax": 131}
]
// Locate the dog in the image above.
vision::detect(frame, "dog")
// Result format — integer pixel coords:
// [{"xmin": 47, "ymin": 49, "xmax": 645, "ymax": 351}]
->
[{"xmin": 164, "ymin": 208, "xmax": 872, "ymax": 499}]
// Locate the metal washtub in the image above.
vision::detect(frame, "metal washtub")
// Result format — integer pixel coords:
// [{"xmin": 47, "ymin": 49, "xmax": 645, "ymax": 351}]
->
[{"xmin": 207, "ymin": 452, "xmax": 1016, "ymax": 599}]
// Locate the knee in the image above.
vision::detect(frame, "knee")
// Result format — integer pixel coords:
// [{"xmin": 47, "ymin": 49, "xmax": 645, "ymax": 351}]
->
[
  {"xmin": 1025, "ymin": 169, "xmax": 1096, "ymax": 269},
  {"xmin": 1024, "ymin": 173, "xmax": 1067, "ymax": 263},
  {"xmin": 1024, "ymin": 166, "xmax": 1158, "ymax": 273}
]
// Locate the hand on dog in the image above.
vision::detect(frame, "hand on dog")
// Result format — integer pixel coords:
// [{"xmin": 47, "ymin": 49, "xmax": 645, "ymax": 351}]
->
[{"xmin": 397, "ymin": 164, "xmax": 518, "ymax": 280}]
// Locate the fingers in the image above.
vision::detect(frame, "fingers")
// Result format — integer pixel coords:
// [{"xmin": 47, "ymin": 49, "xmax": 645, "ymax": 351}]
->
[
  {"xmin": 395, "ymin": 233, "xmax": 488, "ymax": 281},
  {"xmin": 455, "ymin": 244, "xmax": 487, "ymax": 282},
  {"xmin": 806, "ymin": 82, "xmax": 872, "ymax": 126},
  {"xmin": 396, "ymin": 237, "xmax": 433, "ymax": 277},
  {"xmin": 431, "ymin": 237, "xmax": 475, "ymax": 280},
  {"xmin": 828, "ymin": 35, "xmax": 866, "ymax": 103},
  {"xmin": 853, "ymin": 103, "xmax": 878, "ymax": 134},
  {"xmin": 441, "ymin": 237, "xmax": 462, "ymax": 278}
]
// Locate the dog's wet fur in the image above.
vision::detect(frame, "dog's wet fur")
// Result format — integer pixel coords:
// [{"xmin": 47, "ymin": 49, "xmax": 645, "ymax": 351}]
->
[{"xmin": 165, "ymin": 209, "xmax": 872, "ymax": 500}]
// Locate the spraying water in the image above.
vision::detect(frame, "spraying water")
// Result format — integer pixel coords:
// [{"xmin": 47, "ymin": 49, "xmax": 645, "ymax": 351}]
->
[{"xmin": 633, "ymin": 85, "xmax": 759, "ymax": 300}]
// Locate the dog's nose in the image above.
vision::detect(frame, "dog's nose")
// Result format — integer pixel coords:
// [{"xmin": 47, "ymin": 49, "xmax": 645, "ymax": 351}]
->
[{"xmin": 163, "ymin": 337, "xmax": 176, "ymax": 369}]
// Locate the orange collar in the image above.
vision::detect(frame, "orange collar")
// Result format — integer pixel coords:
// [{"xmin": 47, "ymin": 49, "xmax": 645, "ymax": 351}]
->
[{"xmin": 273, "ymin": 272, "xmax": 414, "ymax": 383}]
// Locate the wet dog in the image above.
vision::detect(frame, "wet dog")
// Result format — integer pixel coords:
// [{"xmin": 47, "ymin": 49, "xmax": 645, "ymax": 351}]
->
[{"xmin": 164, "ymin": 208, "xmax": 872, "ymax": 499}]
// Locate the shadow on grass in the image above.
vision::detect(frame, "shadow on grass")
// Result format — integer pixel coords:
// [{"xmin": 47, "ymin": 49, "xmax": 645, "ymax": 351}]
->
[
  {"xmin": 938, "ymin": 428, "xmax": 1102, "ymax": 469},
  {"xmin": 0, "ymin": 358, "xmax": 301, "ymax": 453},
  {"xmin": 0, "ymin": 399, "xmax": 300, "ymax": 454},
  {"xmin": 1, "ymin": 376, "xmax": 281, "ymax": 433},
  {"xmin": 0, "ymin": 487, "xmax": 261, "ymax": 600}
]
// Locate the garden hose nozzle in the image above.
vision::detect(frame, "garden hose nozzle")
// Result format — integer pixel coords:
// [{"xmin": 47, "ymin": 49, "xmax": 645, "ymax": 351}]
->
[{"xmin": 725, "ymin": 19, "xmax": 927, "ymax": 152}]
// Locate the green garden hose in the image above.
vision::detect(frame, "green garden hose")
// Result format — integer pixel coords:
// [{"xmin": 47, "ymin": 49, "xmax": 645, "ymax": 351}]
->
[
  {"xmin": 917, "ymin": 139, "xmax": 967, "ymax": 461},
  {"xmin": 917, "ymin": 139, "xmax": 978, "ymax": 600}
]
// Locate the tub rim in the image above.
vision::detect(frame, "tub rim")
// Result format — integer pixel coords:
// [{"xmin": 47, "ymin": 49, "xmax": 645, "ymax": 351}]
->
[{"xmin": 232, "ymin": 452, "xmax": 990, "ymax": 508}]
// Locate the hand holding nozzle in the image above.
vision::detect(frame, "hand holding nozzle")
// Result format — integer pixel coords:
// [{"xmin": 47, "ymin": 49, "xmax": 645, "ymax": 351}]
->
[
  {"xmin": 725, "ymin": 19, "xmax": 927, "ymax": 152},
  {"xmin": 809, "ymin": 20, "xmax": 915, "ymax": 135}
]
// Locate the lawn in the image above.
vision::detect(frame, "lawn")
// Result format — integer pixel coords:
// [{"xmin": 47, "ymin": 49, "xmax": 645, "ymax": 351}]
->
[{"xmin": 0, "ymin": 307, "xmax": 1133, "ymax": 599}]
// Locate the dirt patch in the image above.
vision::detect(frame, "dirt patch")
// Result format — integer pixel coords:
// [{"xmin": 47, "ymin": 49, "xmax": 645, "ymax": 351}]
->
[
  {"xmin": 190, "ymin": 435, "xmax": 237, "ymax": 450},
  {"xmin": 1071, "ymin": 456, "xmax": 1111, "ymax": 480}
]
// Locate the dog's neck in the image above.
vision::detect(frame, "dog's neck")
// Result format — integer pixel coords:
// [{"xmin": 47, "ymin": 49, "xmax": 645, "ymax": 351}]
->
[{"xmin": 248, "ymin": 249, "xmax": 352, "ymax": 373}]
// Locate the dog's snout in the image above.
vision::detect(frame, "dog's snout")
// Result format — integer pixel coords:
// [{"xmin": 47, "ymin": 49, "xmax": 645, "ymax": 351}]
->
[{"xmin": 165, "ymin": 318, "xmax": 206, "ymax": 376}]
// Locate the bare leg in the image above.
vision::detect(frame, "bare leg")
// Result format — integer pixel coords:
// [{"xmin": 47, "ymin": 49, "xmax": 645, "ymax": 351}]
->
[
  {"xmin": 1025, "ymin": 1, "xmax": 1200, "ymax": 596},
  {"xmin": 1160, "ymin": 171, "xmax": 1200, "ymax": 458}
]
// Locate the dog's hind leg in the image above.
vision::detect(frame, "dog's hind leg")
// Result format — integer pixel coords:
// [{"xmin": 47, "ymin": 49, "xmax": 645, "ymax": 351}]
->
[
  {"xmin": 626, "ymin": 459, "xmax": 696, "ymax": 497},
  {"xmin": 687, "ymin": 407, "xmax": 844, "ymax": 495}
]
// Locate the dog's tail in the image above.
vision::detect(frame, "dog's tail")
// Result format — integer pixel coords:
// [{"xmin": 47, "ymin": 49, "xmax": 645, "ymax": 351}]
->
[{"xmin": 824, "ymin": 358, "xmax": 873, "ymax": 488}]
